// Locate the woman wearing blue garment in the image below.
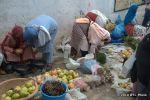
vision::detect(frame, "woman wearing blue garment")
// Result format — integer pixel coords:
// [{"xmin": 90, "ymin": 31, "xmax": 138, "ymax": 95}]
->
[
  {"xmin": 23, "ymin": 15, "xmax": 58, "ymax": 68},
  {"xmin": 124, "ymin": 4, "xmax": 146, "ymax": 39}
]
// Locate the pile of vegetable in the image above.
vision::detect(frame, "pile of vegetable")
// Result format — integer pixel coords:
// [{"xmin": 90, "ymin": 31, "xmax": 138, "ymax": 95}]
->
[
  {"xmin": 123, "ymin": 36, "xmax": 140, "ymax": 50},
  {"xmin": 42, "ymin": 80, "xmax": 66, "ymax": 96},
  {"xmin": 97, "ymin": 67, "xmax": 114, "ymax": 83},
  {"xmin": 1, "ymin": 81, "xmax": 35, "ymax": 100},
  {"xmin": 96, "ymin": 52, "xmax": 106, "ymax": 64}
]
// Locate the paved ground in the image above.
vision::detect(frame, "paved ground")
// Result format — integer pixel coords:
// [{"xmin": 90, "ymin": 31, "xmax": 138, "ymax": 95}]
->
[{"xmin": 0, "ymin": 57, "xmax": 135, "ymax": 100}]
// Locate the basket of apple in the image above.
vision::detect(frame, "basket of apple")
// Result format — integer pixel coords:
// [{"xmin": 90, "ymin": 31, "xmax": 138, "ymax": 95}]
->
[{"xmin": 0, "ymin": 78, "xmax": 38, "ymax": 100}]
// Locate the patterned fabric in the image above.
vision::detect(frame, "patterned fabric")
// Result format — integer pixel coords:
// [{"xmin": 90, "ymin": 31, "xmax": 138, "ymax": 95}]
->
[
  {"xmin": 86, "ymin": 12, "xmax": 97, "ymax": 22},
  {"xmin": 70, "ymin": 22, "xmax": 89, "ymax": 55},
  {"xmin": 1, "ymin": 28, "xmax": 34, "ymax": 63},
  {"xmin": 88, "ymin": 22, "xmax": 111, "ymax": 53},
  {"xmin": 86, "ymin": 10, "xmax": 109, "ymax": 27},
  {"xmin": 71, "ymin": 21, "xmax": 111, "ymax": 54},
  {"xmin": 125, "ymin": 23, "xmax": 135, "ymax": 36},
  {"xmin": 134, "ymin": 25, "xmax": 147, "ymax": 36}
]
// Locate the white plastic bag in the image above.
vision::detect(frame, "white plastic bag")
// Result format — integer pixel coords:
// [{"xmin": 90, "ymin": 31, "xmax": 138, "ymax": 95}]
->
[
  {"xmin": 111, "ymin": 78, "xmax": 132, "ymax": 96},
  {"xmin": 121, "ymin": 52, "xmax": 136, "ymax": 78},
  {"xmin": 66, "ymin": 58, "xmax": 80, "ymax": 70},
  {"xmin": 68, "ymin": 89, "xmax": 88, "ymax": 100},
  {"xmin": 66, "ymin": 54, "xmax": 94, "ymax": 70}
]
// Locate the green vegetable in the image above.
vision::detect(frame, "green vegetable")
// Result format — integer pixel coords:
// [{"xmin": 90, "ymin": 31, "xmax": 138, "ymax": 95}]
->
[
  {"xmin": 123, "ymin": 36, "xmax": 140, "ymax": 50},
  {"xmin": 96, "ymin": 52, "xmax": 106, "ymax": 64}
]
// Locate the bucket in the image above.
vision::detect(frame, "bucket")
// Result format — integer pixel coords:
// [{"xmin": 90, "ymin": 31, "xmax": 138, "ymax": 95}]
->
[{"xmin": 40, "ymin": 82, "xmax": 68, "ymax": 100}]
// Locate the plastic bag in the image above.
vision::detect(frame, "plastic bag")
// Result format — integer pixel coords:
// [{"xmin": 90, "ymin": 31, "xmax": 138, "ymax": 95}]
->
[
  {"xmin": 67, "ymin": 89, "xmax": 88, "ymax": 100},
  {"xmin": 74, "ymin": 78, "xmax": 90, "ymax": 92},
  {"xmin": 66, "ymin": 54, "xmax": 94, "ymax": 70},
  {"xmin": 115, "ymin": 15, "xmax": 123, "ymax": 25},
  {"xmin": 82, "ymin": 75, "xmax": 102, "ymax": 89},
  {"xmin": 80, "ymin": 60, "xmax": 100, "ymax": 74},
  {"xmin": 121, "ymin": 52, "xmax": 136, "ymax": 78},
  {"xmin": 111, "ymin": 23, "xmax": 125, "ymax": 40},
  {"xmin": 66, "ymin": 58, "xmax": 80, "ymax": 70},
  {"xmin": 111, "ymin": 78, "xmax": 132, "ymax": 96}
]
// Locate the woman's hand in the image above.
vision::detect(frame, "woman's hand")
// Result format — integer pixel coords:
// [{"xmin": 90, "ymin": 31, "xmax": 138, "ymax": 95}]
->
[{"xmin": 15, "ymin": 48, "xmax": 23, "ymax": 55}]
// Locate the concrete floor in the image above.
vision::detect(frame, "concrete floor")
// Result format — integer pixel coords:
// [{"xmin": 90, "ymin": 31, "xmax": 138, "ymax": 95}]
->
[{"xmin": 0, "ymin": 57, "xmax": 136, "ymax": 100}]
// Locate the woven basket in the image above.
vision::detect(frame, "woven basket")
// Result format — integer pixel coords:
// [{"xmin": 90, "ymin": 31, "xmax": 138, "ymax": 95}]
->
[{"xmin": 0, "ymin": 78, "xmax": 38, "ymax": 100}]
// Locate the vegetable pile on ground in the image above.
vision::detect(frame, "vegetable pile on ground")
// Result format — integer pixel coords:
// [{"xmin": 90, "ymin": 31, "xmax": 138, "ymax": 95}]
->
[
  {"xmin": 123, "ymin": 36, "xmax": 140, "ymax": 50},
  {"xmin": 1, "ymin": 81, "xmax": 35, "ymax": 100},
  {"xmin": 96, "ymin": 52, "xmax": 106, "ymax": 65},
  {"xmin": 97, "ymin": 67, "xmax": 114, "ymax": 83},
  {"xmin": 42, "ymin": 80, "xmax": 66, "ymax": 96}
]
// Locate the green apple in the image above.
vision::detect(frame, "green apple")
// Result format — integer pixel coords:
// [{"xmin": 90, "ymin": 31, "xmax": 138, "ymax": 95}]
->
[
  {"xmin": 4, "ymin": 96, "xmax": 11, "ymax": 100},
  {"xmin": 63, "ymin": 69, "xmax": 68, "ymax": 75},
  {"xmin": 62, "ymin": 77, "xmax": 68, "ymax": 83},
  {"xmin": 1, "ymin": 93, "xmax": 6, "ymax": 98},
  {"xmin": 21, "ymin": 87, "xmax": 28, "ymax": 92},
  {"xmin": 69, "ymin": 70, "xmax": 74, "ymax": 74},
  {"xmin": 25, "ymin": 81, "xmax": 33, "ymax": 88},
  {"xmin": 58, "ymin": 73, "xmax": 64, "ymax": 78},
  {"xmin": 12, "ymin": 93, "xmax": 20, "ymax": 99},
  {"xmin": 15, "ymin": 86, "xmax": 21, "ymax": 92},
  {"xmin": 6, "ymin": 90, "xmax": 13, "ymax": 97},
  {"xmin": 67, "ymin": 75, "xmax": 73, "ymax": 80},
  {"xmin": 28, "ymin": 86, "xmax": 35, "ymax": 93},
  {"xmin": 73, "ymin": 72, "xmax": 79, "ymax": 78},
  {"xmin": 20, "ymin": 91, "xmax": 29, "ymax": 97}
]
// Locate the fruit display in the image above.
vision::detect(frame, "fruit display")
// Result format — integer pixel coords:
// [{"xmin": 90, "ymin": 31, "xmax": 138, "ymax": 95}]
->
[
  {"xmin": 119, "ymin": 47, "xmax": 133, "ymax": 59},
  {"xmin": 118, "ymin": 82, "xmax": 132, "ymax": 91},
  {"xmin": 1, "ymin": 81, "xmax": 36, "ymax": 100},
  {"xmin": 97, "ymin": 67, "xmax": 114, "ymax": 83},
  {"xmin": 42, "ymin": 80, "xmax": 65, "ymax": 96},
  {"xmin": 35, "ymin": 68, "xmax": 79, "ymax": 89}
]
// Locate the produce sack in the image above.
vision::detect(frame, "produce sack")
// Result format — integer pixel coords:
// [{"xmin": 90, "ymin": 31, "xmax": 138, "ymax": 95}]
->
[
  {"xmin": 111, "ymin": 78, "xmax": 132, "ymax": 96},
  {"xmin": 111, "ymin": 23, "xmax": 125, "ymax": 40},
  {"xmin": 82, "ymin": 75, "xmax": 102, "ymax": 89},
  {"xmin": 121, "ymin": 51, "xmax": 136, "ymax": 78},
  {"xmin": 66, "ymin": 89, "xmax": 88, "ymax": 100},
  {"xmin": 80, "ymin": 60, "xmax": 100, "ymax": 74}
]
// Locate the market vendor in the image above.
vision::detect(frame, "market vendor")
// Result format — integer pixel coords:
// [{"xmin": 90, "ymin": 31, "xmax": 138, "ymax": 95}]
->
[
  {"xmin": 0, "ymin": 25, "xmax": 34, "ymax": 63},
  {"xmin": 124, "ymin": 4, "xmax": 147, "ymax": 39},
  {"xmin": 70, "ymin": 18, "xmax": 111, "ymax": 57},
  {"xmin": 23, "ymin": 15, "xmax": 58, "ymax": 68}
]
